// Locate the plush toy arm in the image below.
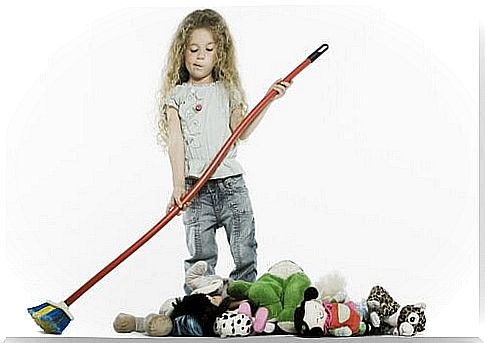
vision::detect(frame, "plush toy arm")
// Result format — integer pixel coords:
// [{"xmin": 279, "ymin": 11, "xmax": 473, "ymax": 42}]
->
[
  {"xmin": 397, "ymin": 322, "xmax": 415, "ymax": 336},
  {"xmin": 248, "ymin": 281, "xmax": 282, "ymax": 319},
  {"xmin": 329, "ymin": 326, "xmax": 353, "ymax": 336},
  {"xmin": 237, "ymin": 302, "xmax": 252, "ymax": 317},
  {"xmin": 369, "ymin": 311, "xmax": 381, "ymax": 327},
  {"xmin": 357, "ymin": 321, "xmax": 369, "ymax": 335},
  {"xmin": 277, "ymin": 272, "xmax": 311, "ymax": 334},
  {"xmin": 279, "ymin": 272, "xmax": 311, "ymax": 321},
  {"xmin": 367, "ymin": 300, "xmax": 380, "ymax": 310},
  {"xmin": 159, "ymin": 298, "xmax": 176, "ymax": 316},
  {"xmin": 227, "ymin": 280, "xmax": 254, "ymax": 299}
]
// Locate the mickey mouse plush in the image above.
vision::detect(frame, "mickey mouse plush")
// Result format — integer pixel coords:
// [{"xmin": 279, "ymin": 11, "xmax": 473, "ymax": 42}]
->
[
  {"xmin": 293, "ymin": 287, "xmax": 327, "ymax": 337},
  {"xmin": 294, "ymin": 287, "xmax": 365, "ymax": 337}
]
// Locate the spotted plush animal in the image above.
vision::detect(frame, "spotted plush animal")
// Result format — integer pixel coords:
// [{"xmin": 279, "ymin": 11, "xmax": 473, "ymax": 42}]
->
[
  {"xmin": 213, "ymin": 310, "xmax": 252, "ymax": 338},
  {"xmin": 366, "ymin": 285, "xmax": 426, "ymax": 336}
]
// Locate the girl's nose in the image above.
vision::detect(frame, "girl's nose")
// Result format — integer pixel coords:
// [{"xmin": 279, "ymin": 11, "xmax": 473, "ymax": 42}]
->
[{"xmin": 196, "ymin": 51, "xmax": 206, "ymax": 59}]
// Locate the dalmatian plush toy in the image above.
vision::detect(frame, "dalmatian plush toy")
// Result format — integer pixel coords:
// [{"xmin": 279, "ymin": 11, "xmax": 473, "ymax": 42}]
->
[
  {"xmin": 213, "ymin": 301, "xmax": 270, "ymax": 338},
  {"xmin": 367, "ymin": 285, "xmax": 426, "ymax": 336},
  {"xmin": 213, "ymin": 311, "xmax": 253, "ymax": 338}
]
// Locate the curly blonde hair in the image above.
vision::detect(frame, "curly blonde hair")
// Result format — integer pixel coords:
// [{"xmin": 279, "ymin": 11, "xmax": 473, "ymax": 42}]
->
[{"xmin": 157, "ymin": 8, "xmax": 247, "ymax": 148}]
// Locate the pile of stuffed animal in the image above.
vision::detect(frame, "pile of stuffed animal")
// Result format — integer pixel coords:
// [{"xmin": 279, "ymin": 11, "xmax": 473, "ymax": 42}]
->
[{"xmin": 113, "ymin": 260, "xmax": 426, "ymax": 338}]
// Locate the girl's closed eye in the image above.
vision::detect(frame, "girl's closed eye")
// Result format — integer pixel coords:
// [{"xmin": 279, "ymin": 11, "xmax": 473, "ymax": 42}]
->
[{"xmin": 188, "ymin": 48, "xmax": 213, "ymax": 53}]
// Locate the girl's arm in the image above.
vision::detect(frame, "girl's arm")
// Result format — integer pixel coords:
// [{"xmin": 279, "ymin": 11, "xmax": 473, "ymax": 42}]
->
[
  {"xmin": 230, "ymin": 79, "xmax": 292, "ymax": 140},
  {"xmin": 165, "ymin": 106, "xmax": 186, "ymax": 213}
]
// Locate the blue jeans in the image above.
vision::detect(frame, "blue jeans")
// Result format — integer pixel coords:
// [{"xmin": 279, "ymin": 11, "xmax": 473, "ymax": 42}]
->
[{"xmin": 183, "ymin": 174, "xmax": 257, "ymax": 294}]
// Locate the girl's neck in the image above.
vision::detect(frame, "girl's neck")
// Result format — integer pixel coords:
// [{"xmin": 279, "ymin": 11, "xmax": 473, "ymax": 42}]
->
[
  {"xmin": 187, "ymin": 80, "xmax": 218, "ymax": 88},
  {"xmin": 188, "ymin": 75, "xmax": 215, "ymax": 85}
]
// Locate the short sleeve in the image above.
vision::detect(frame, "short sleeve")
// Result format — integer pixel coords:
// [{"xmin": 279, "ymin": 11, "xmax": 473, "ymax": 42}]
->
[
  {"xmin": 165, "ymin": 85, "xmax": 184, "ymax": 111},
  {"xmin": 229, "ymin": 87, "xmax": 246, "ymax": 112}
]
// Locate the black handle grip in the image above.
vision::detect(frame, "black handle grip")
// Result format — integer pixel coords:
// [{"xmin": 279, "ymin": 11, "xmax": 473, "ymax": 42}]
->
[{"xmin": 307, "ymin": 43, "xmax": 329, "ymax": 62}]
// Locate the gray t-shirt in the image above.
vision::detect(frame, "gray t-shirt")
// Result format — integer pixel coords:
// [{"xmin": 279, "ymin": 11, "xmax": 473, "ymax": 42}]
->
[{"xmin": 167, "ymin": 81, "xmax": 244, "ymax": 179}]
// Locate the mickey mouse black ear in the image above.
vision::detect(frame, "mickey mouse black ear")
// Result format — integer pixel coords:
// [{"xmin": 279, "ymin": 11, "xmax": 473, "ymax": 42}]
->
[{"xmin": 304, "ymin": 287, "xmax": 319, "ymax": 301}]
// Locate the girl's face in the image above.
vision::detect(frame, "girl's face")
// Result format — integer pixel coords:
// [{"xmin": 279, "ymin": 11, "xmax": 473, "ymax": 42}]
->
[{"xmin": 185, "ymin": 28, "xmax": 217, "ymax": 84}]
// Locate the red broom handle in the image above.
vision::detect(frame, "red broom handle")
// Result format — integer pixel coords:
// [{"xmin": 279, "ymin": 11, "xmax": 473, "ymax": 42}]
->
[{"xmin": 64, "ymin": 43, "xmax": 329, "ymax": 306}]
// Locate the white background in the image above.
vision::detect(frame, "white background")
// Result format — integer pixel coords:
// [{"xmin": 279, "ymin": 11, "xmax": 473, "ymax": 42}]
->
[{"xmin": 1, "ymin": 0, "xmax": 482, "ymax": 339}]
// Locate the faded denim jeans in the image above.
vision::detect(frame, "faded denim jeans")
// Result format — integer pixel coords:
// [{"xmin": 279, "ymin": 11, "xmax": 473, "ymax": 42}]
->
[{"xmin": 183, "ymin": 174, "xmax": 257, "ymax": 294}]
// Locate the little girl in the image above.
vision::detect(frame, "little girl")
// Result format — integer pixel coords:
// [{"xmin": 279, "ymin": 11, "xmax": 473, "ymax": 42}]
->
[{"xmin": 158, "ymin": 8, "xmax": 291, "ymax": 294}]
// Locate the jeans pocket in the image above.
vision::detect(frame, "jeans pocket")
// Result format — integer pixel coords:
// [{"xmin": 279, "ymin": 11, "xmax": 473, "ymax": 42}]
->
[
  {"xmin": 229, "ymin": 189, "xmax": 253, "ymax": 215},
  {"xmin": 223, "ymin": 174, "xmax": 246, "ymax": 192},
  {"xmin": 183, "ymin": 197, "xmax": 200, "ymax": 225}
]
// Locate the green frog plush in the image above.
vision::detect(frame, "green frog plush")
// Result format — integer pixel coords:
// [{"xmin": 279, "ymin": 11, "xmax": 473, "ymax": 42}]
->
[{"xmin": 227, "ymin": 260, "xmax": 311, "ymax": 333}]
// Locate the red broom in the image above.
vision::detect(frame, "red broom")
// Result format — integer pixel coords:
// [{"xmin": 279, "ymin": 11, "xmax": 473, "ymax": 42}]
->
[{"xmin": 27, "ymin": 43, "xmax": 329, "ymax": 334}]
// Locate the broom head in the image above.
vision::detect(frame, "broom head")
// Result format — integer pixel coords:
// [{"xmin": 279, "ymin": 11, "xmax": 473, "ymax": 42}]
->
[{"xmin": 28, "ymin": 300, "xmax": 73, "ymax": 334}]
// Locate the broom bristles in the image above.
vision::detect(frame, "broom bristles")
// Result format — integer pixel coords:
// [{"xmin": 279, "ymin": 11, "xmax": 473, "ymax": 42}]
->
[{"xmin": 28, "ymin": 301, "xmax": 73, "ymax": 334}]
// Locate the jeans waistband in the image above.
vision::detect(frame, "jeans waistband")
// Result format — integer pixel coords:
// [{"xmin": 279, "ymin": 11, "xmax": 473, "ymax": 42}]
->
[{"xmin": 185, "ymin": 173, "xmax": 243, "ymax": 186}]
